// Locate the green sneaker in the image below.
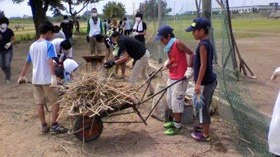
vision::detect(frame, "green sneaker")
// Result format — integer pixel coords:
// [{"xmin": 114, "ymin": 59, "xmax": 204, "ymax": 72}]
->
[
  {"xmin": 163, "ymin": 121, "xmax": 174, "ymax": 129},
  {"xmin": 164, "ymin": 127, "xmax": 182, "ymax": 135}
]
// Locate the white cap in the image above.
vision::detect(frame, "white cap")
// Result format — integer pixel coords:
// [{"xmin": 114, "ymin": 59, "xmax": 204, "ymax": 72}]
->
[{"xmin": 63, "ymin": 59, "xmax": 78, "ymax": 73}]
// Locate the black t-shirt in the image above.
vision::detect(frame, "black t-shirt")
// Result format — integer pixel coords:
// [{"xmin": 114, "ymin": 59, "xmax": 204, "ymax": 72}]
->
[
  {"xmin": 117, "ymin": 35, "xmax": 146, "ymax": 60},
  {"xmin": 60, "ymin": 21, "xmax": 73, "ymax": 40},
  {"xmin": 135, "ymin": 22, "xmax": 146, "ymax": 43},
  {"xmin": 0, "ymin": 28, "xmax": 14, "ymax": 51}
]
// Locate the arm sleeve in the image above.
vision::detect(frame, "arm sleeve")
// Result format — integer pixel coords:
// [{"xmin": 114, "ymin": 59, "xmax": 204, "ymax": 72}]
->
[
  {"xmin": 47, "ymin": 42, "xmax": 57, "ymax": 59},
  {"xmin": 68, "ymin": 48, "xmax": 73, "ymax": 58},
  {"xmin": 100, "ymin": 18, "xmax": 103, "ymax": 34},
  {"xmin": 26, "ymin": 53, "xmax": 32, "ymax": 63},
  {"xmin": 143, "ymin": 22, "xmax": 147, "ymax": 30},
  {"xmin": 117, "ymin": 40, "xmax": 126, "ymax": 57}
]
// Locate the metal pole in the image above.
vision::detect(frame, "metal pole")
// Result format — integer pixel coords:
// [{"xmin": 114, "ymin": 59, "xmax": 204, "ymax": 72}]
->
[
  {"xmin": 157, "ymin": 0, "xmax": 163, "ymax": 63},
  {"xmin": 202, "ymin": 0, "xmax": 218, "ymax": 64}
]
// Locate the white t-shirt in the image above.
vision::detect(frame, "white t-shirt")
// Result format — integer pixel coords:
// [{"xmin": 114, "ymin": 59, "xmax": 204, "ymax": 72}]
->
[
  {"xmin": 27, "ymin": 40, "xmax": 57, "ymax": 84},
  {"xmin": 88, "ymin": 18, "xmax": 101, "ymax": 37},
  {"xmin": 51, "ymin": 38, "xmax": 73, "ymax": 58}
]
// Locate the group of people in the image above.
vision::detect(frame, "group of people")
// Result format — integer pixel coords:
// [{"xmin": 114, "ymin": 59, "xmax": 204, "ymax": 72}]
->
[
  {"xmin": 86, "ymin": 8, "xmax": 147, "ymax": 79},
  {"xmin": 102, "ymin": 16, "xmax": 217, "ymax": 142}
]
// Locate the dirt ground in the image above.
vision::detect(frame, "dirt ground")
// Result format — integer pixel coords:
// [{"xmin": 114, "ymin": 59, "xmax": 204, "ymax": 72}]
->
[{"xmin": 1, "ymin": 30, "xmax": 279, "ymax": 156}]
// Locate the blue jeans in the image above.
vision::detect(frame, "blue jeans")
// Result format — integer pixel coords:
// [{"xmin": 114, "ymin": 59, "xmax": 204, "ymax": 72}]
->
[{"xmin": 0, "ymin": 49, "xmax": 13, "ymax": 80}]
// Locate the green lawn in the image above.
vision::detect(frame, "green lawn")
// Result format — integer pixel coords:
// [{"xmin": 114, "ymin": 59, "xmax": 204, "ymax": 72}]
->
[{"xmin": 7, "ymin": 15, "xmax": 280, "ymax": 42}]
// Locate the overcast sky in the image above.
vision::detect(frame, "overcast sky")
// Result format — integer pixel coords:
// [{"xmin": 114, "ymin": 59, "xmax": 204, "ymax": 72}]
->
[{"xmin": 0, "ymin": 0, "xmax": 279, "ymax": 18}]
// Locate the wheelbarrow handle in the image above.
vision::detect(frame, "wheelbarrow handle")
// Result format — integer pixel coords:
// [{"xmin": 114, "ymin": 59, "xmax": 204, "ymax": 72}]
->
[{"xmin": 136, "ymin": 66, "xmax": 164, "ymax": 92}]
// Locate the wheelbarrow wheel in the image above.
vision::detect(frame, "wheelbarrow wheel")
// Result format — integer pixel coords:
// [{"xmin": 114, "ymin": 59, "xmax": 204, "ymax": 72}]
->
[{"xmin": 73, "ymin": 116, "xmax": 103, "ymax": 142}]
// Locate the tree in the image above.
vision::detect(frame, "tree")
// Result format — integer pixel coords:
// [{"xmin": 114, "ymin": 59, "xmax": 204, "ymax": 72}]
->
[
  {"xmin": 9, "ymin": 0, "xmax": 63, "ymax": 38},
  {"xmin": 102, "ymin": 2, "xmax": 126, "ymax": 19},
  {"xmin": 138, "ymin": 0, "xmax": 171, "ymax": 21},
  {"xmin": 62, "ymin": 0, "xmax": 91, "ymax": 19},
  {"xmin": 9, "ymin": 0, "xmax": 91, "ymax": 37}
]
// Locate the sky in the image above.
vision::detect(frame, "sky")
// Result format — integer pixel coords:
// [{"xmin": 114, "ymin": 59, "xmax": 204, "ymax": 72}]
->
[{"xmin": 0, "ymin": 0, "xmax": 280, "ymax": 18}]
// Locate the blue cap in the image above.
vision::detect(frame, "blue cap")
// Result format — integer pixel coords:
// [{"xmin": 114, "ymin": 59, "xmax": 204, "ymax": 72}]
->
[
  {"xmin": 155, "ymin": 25, "xmax": 174, "ymax": 40},
  {"xmin": 185, "ymin": 17, "xmax": 210, "ymax": 32}
]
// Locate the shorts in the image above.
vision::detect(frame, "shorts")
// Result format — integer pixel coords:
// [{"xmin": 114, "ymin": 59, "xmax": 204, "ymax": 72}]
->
[
  {"xmin": 33, "ymin": 85, "xmax": 58, "ymax": 105},
  {"xmin": 167, "ymin": 78, "xmax": 189, "ymax": 113},
  {"xmin": 196, "ymin": 80, "xmax": 217, "ymax": 124}
]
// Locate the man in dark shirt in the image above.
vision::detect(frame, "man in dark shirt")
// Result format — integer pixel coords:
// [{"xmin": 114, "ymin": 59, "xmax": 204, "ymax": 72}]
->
[
  {"xmin": 60, "ymin": 15, "xmax": 73, "ymax": 41},
  {"xmin": 104, "ymin": 32, "xmax": 154, "ymax": 95},
  {"xmin": 0, "ymin": 17, "xmax": 15, "ymax": 84}
]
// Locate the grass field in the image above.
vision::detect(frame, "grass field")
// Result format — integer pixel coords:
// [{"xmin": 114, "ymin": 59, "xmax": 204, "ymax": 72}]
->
[{"xmin": 7, "ymin": 14, "xmax": 280, "ymax": 42}]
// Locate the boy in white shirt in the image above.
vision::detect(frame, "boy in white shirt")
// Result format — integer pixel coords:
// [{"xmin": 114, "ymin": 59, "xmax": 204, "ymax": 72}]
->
[{"xmin": 18, "ymin": 21, "xmax": 68, "ymax": 134}]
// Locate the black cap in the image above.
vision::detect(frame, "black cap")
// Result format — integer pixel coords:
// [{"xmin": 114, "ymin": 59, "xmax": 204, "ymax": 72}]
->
[
  {"xmin": 185, "ymin": 17, "xmax": 210, "ymax": 32},
  {"xmin": 154, "ymin": 25, "xmax": 173, "ymax": 40}
]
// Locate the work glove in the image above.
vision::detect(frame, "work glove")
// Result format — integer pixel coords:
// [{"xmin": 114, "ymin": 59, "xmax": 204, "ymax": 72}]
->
[
  {"xmin": 193, "ymin": 93, "xmax": 205, "ymax": 110},
  {"xmin": 271, "ymin": 66, "xmax": 280, "ymax": 81},
  {"xmin": 163, "ymin": 59, "xmax": 170, "ymax": 68},
  {"xmin": 184, "ymin": 67, "xmax": 194, "ymax": 79},
  {"xmin": 4, "ymin": 42, "xmax": 12, "ymax": 49},
  {"xmin": 50, "ymin": 75, "xmax": 58, "ymax": 87},
  {"xmin": 17, "ymin": 76, "xmax": 28, "ymax": 84},
  {"xmin": 103, "ymin": 60, "xmax": 116, "ymax": 69},
  {"xmin": 86, "ymin": 36, "xmax": 90, "ymax": 43},
  {"xmin": 131, "ymin": 32, "xmax": 139, "ymax": 37}
]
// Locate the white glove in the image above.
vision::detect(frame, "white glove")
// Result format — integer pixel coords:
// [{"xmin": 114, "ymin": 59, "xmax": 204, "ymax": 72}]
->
[
  {"xmin": 50, "ymin": 75, "xmax": 58, "ymax": 87},
  {"xmin": 4, "ymin": 42, "xmax": 12, "ymax": 49},
  {"xmin": 17, "ymin": 76, "xmax": 28, "ymax": 84},
  {"xmin": 163, "ymin": 59, "xmax": 170, "ymax": 68},
  {"xmin": 132, "ymin": 32, "xmax": 139, "ymax": 37},
  {"xmin": 185, "ymin": 67, "xmax": 194, "ymax": 79},
  {"xmin": 271, "ymin": 66, "xmax": 280, "ymax": 81}
]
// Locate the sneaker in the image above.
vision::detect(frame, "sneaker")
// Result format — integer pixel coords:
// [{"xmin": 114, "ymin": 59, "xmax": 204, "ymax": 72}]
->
[
  {"xmin": 163, "ymin": 121, "xmax": 174, "ymax": 129},
  {"xmin": 164, "ymin": 127, "xmax": 183, "ymax": 135},
  {"xmin": 5, "ymin": 80, "xmax": 10, "ymax": 84},
  {"xmin": 42, "ymin": 124, "xmax": 49, "ymax": 134},
  {"xmin": 50, "ymin": 124, "xmax": 68, "ymax": 134},
  {"xmin": 191, "ymin": 132, "xmax": 211, "ymax": 142}
]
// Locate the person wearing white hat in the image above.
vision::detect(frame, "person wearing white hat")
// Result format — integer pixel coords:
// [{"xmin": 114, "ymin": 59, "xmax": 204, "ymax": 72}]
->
[{"xmin": 55, "ymin": 58, "xmax": 78, "ymax": 84}]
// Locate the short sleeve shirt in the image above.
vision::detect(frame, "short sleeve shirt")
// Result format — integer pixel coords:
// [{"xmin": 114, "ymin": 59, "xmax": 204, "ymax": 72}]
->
[
  {"xmin": 117, "ymin": 35, "xmax": 146, "ymax": 60},
  {"xmin": 27, "ymin": 40, "xmax": 57, "ymax": 84},
  {"xmin": 135, "ymin": 22, "xmax": 146, "ymax": 43},
  {"xmin": 0, "ymin": 28, "xmax": 14, "ymax": 51}
]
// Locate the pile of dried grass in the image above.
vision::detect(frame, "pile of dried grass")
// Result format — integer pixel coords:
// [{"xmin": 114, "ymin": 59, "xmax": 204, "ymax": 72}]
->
[{"xmin": 57, "ymin": 74, "xmax": 137, "ymax": 118}]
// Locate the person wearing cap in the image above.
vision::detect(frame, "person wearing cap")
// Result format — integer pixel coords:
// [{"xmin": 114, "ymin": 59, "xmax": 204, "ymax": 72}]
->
[
  {"xmin": 132, "ymin": 12, "xmax": 147, "ymax": 45},
  {"xmin": 186, "ymin": 17, "xmax": 217, "ymax": 142},
  {"xmin": 103, "ymin": 31, "xmax": 154, "ymax": 95},
  {"xmin": 155, "ymin": 25, "xmax": 194, "ymax": 135},
  {"xmin": 51, "ymin": 38, "xmax": 73, "ymax": 65},
  {"xmin": 0, "ymin": 16, "xmax": 15, "ymax": 84},
  {"xmin": 55, "ymin": 58, "xmax": 78, "ymax": 84},
  {"xmin": 17, "ymin": 21, "xmax": 68, "ymax": 135},
  {"xmin": 87, "ymin": 8, "xmax": 103, "ymax": 56}
]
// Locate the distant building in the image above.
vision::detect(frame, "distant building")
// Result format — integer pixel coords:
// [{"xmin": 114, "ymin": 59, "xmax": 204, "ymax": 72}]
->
[{"xmin": 212, "ymin": 3, "xmax": 279, "ymax": 14}]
